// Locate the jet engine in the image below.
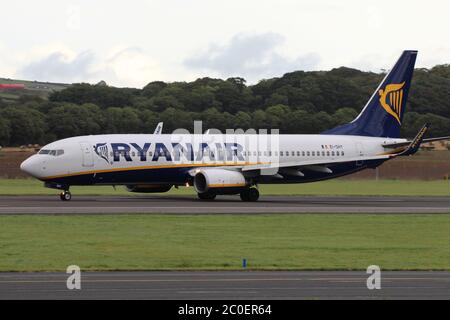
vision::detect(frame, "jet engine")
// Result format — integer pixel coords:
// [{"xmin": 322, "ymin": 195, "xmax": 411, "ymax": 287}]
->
[{"xmin": 193, "ymin": 168, "xmax": 247, "ymax": 194}]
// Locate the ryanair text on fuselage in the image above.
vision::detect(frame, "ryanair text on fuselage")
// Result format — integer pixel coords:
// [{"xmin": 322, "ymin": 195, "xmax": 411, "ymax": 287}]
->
[{"xmin": 98, "ymin": 142, "xmax": 246, "ymax": 163}]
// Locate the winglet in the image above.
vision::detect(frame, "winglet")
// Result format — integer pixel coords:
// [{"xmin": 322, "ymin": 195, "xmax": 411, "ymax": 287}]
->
[
  {"xmin": 154, "ymin": 122, "xmax": 163, "ymax": 134},
  {"xmin": 397, "ymin": 123, "xmax": 430, "ymax": 156}
]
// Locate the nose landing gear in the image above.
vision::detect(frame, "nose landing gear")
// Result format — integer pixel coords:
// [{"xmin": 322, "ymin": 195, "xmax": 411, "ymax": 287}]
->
[{"xmin": 60, "ymin": 190, "xmax": 72, "ymax": 201}]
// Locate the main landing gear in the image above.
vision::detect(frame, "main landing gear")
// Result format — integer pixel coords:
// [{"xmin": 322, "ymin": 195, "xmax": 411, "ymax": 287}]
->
[
  {"xmin": 197, "ymin": 190, "xmax": 217, "ymax": 200},
  {"xmin": 240, "ymin": 187, "xmax": 259, "ymax": 202},
  {"xmin": 196, "ymin": 187, "xmax": 260, "ymax": 202},
  {"xmin": 60, "ymin": 190, "xmax": 72, "ymax": 201}
]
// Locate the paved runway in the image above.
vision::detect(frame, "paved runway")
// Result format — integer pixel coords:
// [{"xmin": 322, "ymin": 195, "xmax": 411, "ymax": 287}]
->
[
  {"xmin": 0, "ymin": 271, "xmax": 449, "ymax": 299},
  {"xmin": 0, "ymin": 195, "xmax": 449, "ymax": 214}
]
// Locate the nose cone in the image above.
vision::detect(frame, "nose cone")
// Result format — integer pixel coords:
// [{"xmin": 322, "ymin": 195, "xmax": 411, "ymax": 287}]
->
[{"xmin": 20, "ymin": 156, "xmax": 41, "ymax": 178}]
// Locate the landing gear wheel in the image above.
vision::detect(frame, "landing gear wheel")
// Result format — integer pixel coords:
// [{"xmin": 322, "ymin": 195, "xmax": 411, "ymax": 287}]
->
[
  {"xmin": 60, "ymin": 190, "xmax": 72, "ymax": 201},
  {"xmin": 197, "ymin": 191, "xmax": 216, "ymax": 200},
  {"xmin": 240, "ymin": 187, "xmax": 259, "ymax": 202}
]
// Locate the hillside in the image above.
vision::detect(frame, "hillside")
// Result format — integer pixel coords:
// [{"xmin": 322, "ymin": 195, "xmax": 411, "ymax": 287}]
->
[{"xmin": 0, "ymin": 77, "xmax": 70, "ymax": 102}]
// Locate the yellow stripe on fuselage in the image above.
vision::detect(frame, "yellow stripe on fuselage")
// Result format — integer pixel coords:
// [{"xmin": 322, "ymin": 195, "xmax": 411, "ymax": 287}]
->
[
  {"xmin": 209, "ymin": 183, "xmax": 246, "ymax": 188},
  {"xmin": 41, "ymin": 162, "xmax": 270, "ymax": 180}
]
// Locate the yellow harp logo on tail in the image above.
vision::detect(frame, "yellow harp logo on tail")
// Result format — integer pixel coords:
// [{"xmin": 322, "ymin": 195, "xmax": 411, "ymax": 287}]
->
[{"xmin": 378, "ymin": 82, "xmax": 405, "ymax": 124}]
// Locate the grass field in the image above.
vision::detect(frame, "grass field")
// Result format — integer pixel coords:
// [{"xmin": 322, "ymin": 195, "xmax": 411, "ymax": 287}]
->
[
  {"xmin": 0, "ymin": 178, "xmax": 449, "ymax": 196},
  {"xmin": 0, "ymin": 214, "xmax": 449, "ymax": 271}
]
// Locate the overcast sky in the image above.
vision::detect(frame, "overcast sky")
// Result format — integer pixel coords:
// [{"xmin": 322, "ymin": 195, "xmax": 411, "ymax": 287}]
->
[{"xmin": 0, "ymin": 0, "xmax": 448, "ymax": 87}]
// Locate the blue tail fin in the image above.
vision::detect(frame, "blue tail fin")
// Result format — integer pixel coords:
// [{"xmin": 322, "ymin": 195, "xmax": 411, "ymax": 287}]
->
[{"xmin": 323, "ymin": 50, "xmax": 417, "ymax": 138}]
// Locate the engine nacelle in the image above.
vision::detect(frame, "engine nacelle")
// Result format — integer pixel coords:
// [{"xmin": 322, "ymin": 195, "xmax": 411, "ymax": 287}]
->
[
  {"xmin": 193, "ymin": 168, "xmax": 247, "ymax": 193},
  {"xmin": 125, "ymin": 184, "xmax": 172, "ymax": 193}
]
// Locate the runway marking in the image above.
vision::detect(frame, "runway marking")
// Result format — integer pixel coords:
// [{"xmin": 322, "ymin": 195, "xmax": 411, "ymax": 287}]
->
[
  {"xmin": 0, "ymin": 278, "xmax": 307, "ymax": 283},
  {"xmin": 1, "ymin": 277, "xmax": 449, "ymax": 284},
  {"xmin": 3, "ymin": 206, "xmax": 450, "ymax": 210}
]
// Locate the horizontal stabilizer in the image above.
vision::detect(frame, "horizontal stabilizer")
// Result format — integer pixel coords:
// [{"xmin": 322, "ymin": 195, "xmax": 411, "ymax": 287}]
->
[{"xmin": 383, "ymin": 135, "xmax": 450, "ymax": 149}]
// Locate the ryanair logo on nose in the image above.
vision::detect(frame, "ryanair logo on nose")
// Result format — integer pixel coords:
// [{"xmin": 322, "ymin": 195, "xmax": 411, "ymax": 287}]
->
[
  {"xmin": 378, "ymin": 82, "xmax": 405, "ymax": 124},
  {"xmin": 94, "ymin": 143, "xmax": 109, "ymax": 164}
]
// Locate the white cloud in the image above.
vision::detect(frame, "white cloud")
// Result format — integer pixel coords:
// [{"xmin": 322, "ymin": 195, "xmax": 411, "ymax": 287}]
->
[
  {"xmin": 0, "ymin": 1, "xmax": 449, "ymax": 86},
  {"xmin": 418, "ymin": 47, "xmax": 450, "ymax": 68},
  {"xmin": 14, "ymin": 46, "xmax": 165, "ymax": 88},
  {"xmin": 19, "ymin": 50, "xmax": 96, "ymax": 83},
  {"xmin": 103, "ymin": 47, "xmax": 166, "ymax": 88},
  {"xmin": 184, "ymin": 33, "xmax": 320, "ymax": 83},
  {"xmin": 0, "ymin": 42, "xmax": 16, "ymax": 78}
]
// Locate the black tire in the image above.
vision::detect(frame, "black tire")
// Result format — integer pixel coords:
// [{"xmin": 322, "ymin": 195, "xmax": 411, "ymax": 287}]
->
[
  {"xmin": 248, "ymin": 188, "xmax": 259, "ymax": 201},
  {"xmin": 60, "ymin": 191, "xmax": 71, "ymax": 201},
  {"xmin": 197, "ymin": 191, "xmax": 216, "ymax": 200},
  {"xmin": 240, "ymin": 188, "xmax": 259, "ymax": 202},
  {"xmin": 240, "ymin": 189, "xmax": 250, "ymax": 201}
]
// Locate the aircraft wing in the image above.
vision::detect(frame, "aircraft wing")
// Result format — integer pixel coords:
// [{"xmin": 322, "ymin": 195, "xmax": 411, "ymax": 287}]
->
[{"xmin": 239, "ymin": 154, "xmax": 392, "ymax": 173}]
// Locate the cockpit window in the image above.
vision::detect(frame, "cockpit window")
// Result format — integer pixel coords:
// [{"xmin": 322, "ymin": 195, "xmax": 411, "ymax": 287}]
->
[{"xmin": 39, "ymin": 149, "xmax": 64, "ymax": 156}]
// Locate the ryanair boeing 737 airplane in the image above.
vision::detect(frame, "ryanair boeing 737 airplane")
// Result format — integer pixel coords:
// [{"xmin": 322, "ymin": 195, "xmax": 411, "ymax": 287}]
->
[{"xmin": 20, "ymin": 51, "xmax": 450, "ymax": 201}]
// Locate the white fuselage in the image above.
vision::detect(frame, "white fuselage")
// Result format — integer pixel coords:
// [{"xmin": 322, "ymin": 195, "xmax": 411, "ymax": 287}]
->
[{"xmin": 20, "ymin": 134, "xmax": 404, "ymax": 185}]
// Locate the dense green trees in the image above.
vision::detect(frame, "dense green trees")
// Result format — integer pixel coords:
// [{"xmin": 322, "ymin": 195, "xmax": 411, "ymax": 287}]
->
[
  {"xmin": 0, "ymin": 106, "xmax": 46, "ymax": 145},
  {"xmin": 0, "ymin": 65, "xmax": 449, "ymax": 146},
  {"xmin": 0, "ymin": 117, "xmax": 10, "ymax": 146}
]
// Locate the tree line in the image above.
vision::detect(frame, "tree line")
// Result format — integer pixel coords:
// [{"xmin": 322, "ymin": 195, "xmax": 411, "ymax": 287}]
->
[{"xmin": 1, "ymin": 64, "xmax": 449, "ymax": 146}]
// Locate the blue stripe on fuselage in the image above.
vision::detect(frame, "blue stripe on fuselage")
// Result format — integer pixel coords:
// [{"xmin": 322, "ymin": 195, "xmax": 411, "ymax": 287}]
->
[{"xmin": 43, "ymin": 159, "xmax": 387, "ymax": 187}]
